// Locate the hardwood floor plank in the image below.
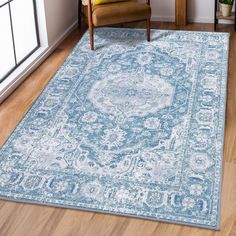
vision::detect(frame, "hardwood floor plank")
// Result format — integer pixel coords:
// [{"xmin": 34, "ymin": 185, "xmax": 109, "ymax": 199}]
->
[
  {"xmin": 122, "ymin": 220, "xmax": 160, "ymax": 236},
  {"xmin": 9, "ymin": 205, "xmax": 55, "ymax": 236},
  {"xmin": 50, "ymin": 211, "xmax": 95, "ymax": 236}
]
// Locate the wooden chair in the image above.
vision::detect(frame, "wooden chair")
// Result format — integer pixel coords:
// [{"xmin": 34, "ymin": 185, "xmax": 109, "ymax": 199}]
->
[{"xmin": 87, "ymin": 0, "xmax": 151, "ymax": 50}]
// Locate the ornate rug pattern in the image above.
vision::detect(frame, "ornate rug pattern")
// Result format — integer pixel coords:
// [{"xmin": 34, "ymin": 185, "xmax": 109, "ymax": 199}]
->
[{"xmin": 0, "ymin": 28, "xmax": 229, "ymax": 229}]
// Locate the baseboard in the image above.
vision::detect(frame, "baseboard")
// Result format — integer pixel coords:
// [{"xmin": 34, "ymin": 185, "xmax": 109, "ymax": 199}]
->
[
  {"xmin": 152, "ymin": 15, "xmax": 234, "ymax": 24},
  {"xmin": 188, "ymin": 17, "xmax": 214, "ymax": 23},
  {"xmin": 0, "ymin": 20, "xmax": 78, "ymax": 104},
  {"xmin": 151, "ymin": 16, "xmax": 175, "ymax": 22},
  {"xmin": 151, "ymin": 15, "xmax": 214, "ymax": 23}
]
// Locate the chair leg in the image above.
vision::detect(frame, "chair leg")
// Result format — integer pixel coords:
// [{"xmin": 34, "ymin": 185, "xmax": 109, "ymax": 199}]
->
[
  {"xmin": 87, "ymin": 0, "xmax": 94, "ymax": 50},
  {"xmin": 89, "ymin": 26, "xmax": 94, "ymax": 50},
  {"xmin": 146, "ymin": 18, "xmax": 151, "ymax": 42}
]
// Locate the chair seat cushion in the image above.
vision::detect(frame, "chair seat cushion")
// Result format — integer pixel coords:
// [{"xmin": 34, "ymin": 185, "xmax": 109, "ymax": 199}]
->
[{"xmin": 93, "ymin": 2, "xmax": 151, "ymax": 26}]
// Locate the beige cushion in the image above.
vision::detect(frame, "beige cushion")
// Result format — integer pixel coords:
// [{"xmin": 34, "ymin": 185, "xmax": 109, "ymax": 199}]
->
[{"xmin": 93, "ymin": 1, "xmax": 151, "ymax": 26}]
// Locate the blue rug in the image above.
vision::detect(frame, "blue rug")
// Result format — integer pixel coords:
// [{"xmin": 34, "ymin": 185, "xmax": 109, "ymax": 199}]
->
[{"xmin": 0, "ymin": 28, "xmax": 229, "ymax": 229}]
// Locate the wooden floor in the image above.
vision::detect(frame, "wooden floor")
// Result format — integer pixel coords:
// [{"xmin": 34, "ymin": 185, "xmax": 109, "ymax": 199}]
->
[{"xmin": 0, "ymin": 22, "xmax": 236, "ymax": 236}]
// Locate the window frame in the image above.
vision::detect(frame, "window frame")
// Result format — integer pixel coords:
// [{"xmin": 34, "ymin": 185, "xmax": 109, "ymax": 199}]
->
[{"xmin": 0, "ymin": 0, "xmax": 40, "ymax": 83}]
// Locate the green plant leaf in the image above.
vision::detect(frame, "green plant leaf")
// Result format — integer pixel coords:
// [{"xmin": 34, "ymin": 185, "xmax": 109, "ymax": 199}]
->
[{"xmin": 219, "ymin": 0, "xmax": 234, "ymax": 5}]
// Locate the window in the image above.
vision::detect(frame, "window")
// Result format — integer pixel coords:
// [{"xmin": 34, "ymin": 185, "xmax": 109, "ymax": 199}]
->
[{"xmin": 0, "ymin": 0, "xmax": 39, "ymax": 83}]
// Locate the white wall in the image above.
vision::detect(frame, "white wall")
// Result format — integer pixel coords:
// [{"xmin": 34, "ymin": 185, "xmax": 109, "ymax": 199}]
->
[
  {"xmin": 151, "ymin": 0, "xmax": 175, "ymax": 22},
  {"xmin": 188, "ymin": 0, "xmax": 215, "ymax": 23},
  {"xmin": 44, "ymin": 0, "xmax": 78, "ymax": 46}
]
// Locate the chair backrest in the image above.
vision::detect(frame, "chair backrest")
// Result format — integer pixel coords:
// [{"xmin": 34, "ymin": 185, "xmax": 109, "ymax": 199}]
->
[{"xmin": 86, "ymin": 0, "xmax": 151, "ymax": 50}]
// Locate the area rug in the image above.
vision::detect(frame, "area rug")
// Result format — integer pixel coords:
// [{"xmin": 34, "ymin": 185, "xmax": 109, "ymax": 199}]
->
[{"xmin": 0, "ymin": 28, "xmax": 229, "ymax": 229}]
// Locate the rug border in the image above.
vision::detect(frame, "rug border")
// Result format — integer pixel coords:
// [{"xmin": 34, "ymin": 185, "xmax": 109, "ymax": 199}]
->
[
  {"xmin": 215, "ymin": 30, "xmax": 231, "ymax": 230},
  {"xmin": 0, "ymin": 28, "xmax": 230, "ymax": 230},
  {"xmin": 0, "ymin": 196, "xmax": 220, "ymax": 230}
]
